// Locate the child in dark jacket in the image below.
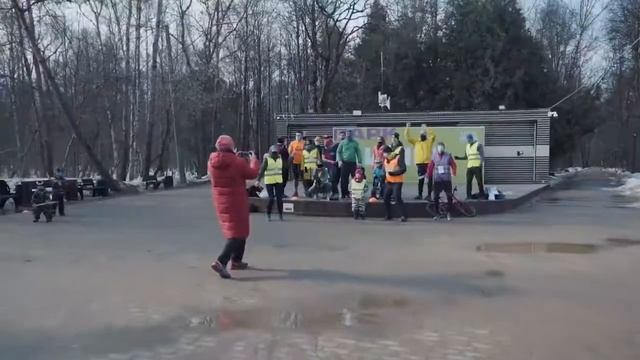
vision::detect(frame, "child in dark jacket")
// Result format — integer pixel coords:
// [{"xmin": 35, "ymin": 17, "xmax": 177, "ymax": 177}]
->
[
  {"xmin": 307, "ymin": 163, "xmax": 332, "ymax": 200},
  {"xmin": 32, "ymin": 181, "xmax": 53, "ymax": 223}
]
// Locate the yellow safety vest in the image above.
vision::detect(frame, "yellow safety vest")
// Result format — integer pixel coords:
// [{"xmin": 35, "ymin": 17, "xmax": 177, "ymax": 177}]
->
[
  {"xmin": 264, "ymin": 157, "xmax": 283, "ymax": 185},
  {"xmin": 466, "ymin": 142, "xmax": 482, "ymax": 168},
  {"xmin": 303, "ymin": 149, "xmax": 319, "ymax": 171},
  {"xmin": 350, "ymin": 179, "xmax": 367, "ymax": 199}
]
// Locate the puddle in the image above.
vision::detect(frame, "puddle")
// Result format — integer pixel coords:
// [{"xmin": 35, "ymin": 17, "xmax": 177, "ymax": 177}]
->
[
  {"xmin": 477, "ymin": 238, "xmax": 640, "ymax": 254},
  {"xmin": 605, "ymin": 238, "xmax": 640, "ymax": 247},
  {"xmin": 476, "ymin": 242, "xmax": 599, "ymax": 254},
  {"xmin": 187, "ymin": 292, "xmax": 407, "ymax": 333}
]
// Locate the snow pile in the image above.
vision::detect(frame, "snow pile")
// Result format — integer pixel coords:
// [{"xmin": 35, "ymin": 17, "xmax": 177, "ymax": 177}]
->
[
  {"xmin": 5, "ymin": 178, "xmax": 19, "ymax": 192},
  {"xmin": 614, "ymin": 173, "xmax": 640, "ymax": 197},
  {"xmin": 126, "ymin": 176, "xmax": 144, "ymax": 187},
  {"xmin": 612, "ymin": 172, "xmax": 640, "ymax": 208}
]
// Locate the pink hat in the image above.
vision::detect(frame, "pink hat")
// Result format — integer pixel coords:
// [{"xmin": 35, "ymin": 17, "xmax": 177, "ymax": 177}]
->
[{"xmin": 215, "ymin": 135, "xmax": 235, "ymax": 151}]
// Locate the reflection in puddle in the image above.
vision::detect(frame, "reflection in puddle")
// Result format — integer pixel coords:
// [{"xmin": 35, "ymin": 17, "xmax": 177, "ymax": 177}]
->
[{"xmin": 188, "ymin": 292, "xmax": 406, "ymax": 333}]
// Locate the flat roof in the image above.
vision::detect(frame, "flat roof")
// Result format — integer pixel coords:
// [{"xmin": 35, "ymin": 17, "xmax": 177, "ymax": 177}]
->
[{"xmin": 276, "ymin": 109, "xmax": 551, "ymax": 125}]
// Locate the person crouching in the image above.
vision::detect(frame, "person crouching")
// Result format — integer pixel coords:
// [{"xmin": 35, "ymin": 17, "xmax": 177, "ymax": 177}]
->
[
  {"xmin": 307, "ymin": 162, "xmax": 332, "ymax": 200},
  {"xmin": 350, "ymin": 167, "xmax": 369, "ymax": 219},
  {"xmin": 32, "ymin": 181, "xmax": 53, "ymax": 223},
  {"xmin": 427, "ymin": 142, "xmax": 457, "ymax": 221}
]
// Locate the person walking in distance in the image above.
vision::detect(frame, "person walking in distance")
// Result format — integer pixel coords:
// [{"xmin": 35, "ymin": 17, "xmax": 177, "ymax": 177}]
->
[
  {"xmin": 276, "ymin": 137, "xmax": 290, "ymax": 195},
  {"xmin": 287, "ymin": 132, "xmax": 305, "ymax": 198},
  {"xmin": 405, "ymin": 123, "xmax": 436, "ymax": 200},
  {"xmin": 455, "ymin": 134, "xmax": 485, "ymax": 199},
  {"xmin": 256, "ymin": 145, "xmax": 285, "ymax": 221},
  {"xmin": 382, "ymin": 145, "xmax": 408, "ymax": 222},
  {"xmin": 208, "ymin": 135, "xmax": 260, "ymax": 279},
  {"xmin": 336, "ymin": 129, "xmax": 362, "ymax": 199},
  {"xmin": 428, "ymin": 142, "xmax": 457, "ymax": 221},
  {"xmin": 52, "ymin": 167, "xmax": 66, "ymax": 216}
]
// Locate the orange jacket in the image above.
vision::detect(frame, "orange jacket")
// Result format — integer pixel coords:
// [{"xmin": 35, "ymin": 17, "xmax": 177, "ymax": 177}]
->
[{"xmin": 288, "ymin": 140, "xmax": 305, "ymax": 165}]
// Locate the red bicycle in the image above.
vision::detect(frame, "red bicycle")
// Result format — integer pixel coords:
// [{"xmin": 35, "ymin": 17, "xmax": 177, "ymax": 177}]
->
[{"xmin": 425, "ymin": 186, "xmax": 477, "ymax": 218}]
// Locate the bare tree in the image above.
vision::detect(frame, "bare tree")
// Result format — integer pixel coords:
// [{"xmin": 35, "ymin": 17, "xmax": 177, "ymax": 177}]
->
[
  {"xmin": 10, "ymin": 0, "xmax": 119, "ymax": 189},
  {"xmin": 300, "ymin": 0, "xmax": 369, "ymax": 112}
]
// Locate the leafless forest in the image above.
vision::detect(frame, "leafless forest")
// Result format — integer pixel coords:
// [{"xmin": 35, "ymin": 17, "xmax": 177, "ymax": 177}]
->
[{"xmin": 1, "ymin": 0, "xmax": 639, "ymax": 188}]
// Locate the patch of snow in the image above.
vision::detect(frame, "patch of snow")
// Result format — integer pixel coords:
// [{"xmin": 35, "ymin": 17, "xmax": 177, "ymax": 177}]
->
[
  {"xmin": 613, "ymin": 173, "xmax": 640, "ymax": 198},
  {"xmin": 126, "ymin": 176, "xmax": 144, "ymax": 187}
]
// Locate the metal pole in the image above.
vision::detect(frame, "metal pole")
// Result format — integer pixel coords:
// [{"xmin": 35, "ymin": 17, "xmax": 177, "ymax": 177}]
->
[
  {"xmin": 380, "ymin": 51, "xmax": 384, "ymax": 93},
  {"xmin": 633, "ymin": 132, "xmax": 638, "ymax": 173}
]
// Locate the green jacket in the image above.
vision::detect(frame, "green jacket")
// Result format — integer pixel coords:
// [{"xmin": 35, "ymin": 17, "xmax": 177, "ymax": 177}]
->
[{"xmin": 336, "ymin": 139, "xmax": 362, "ymax": 163}]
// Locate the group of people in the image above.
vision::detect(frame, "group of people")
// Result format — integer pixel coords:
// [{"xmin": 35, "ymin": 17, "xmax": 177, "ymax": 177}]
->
[
  {"xmin": 253, "ymin": 124, "xmax": 486, "ymax": 222},
  {"xmin": 207, "ymin": 129, "xmax": 486, "ymax": 279}
]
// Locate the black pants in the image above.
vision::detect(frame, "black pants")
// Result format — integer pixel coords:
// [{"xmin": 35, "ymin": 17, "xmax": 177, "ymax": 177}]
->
[
  {"xmin": 416, "ymin": 164, "xmax": 433, "ymax": 198},
  {"xmin": 266, "ymin": 183, "xmax": 284, "ymax": 216},
  {"xmin": 340, "ymin": 161, "xmax": 357, "ymax": 198},
  {"xmin": 292, "ymin": 164, "xmax": 302, "ymax": 194},
  {"xmin": 33, "ymin": 206, "xmax": 53, "ymax": 221},
  {"xmin": 266, "ymin": 184, "xmax": 284, "ymax": 216},
  {"xmin": 217, "ymin": 238, "xmax": 246, "ymax": 266},
  {"xmin": 383, "ymin": 182, "xmax": 407, "ymax": 219},
  {"xmin": 330, "ymin": 166, "xmax": 340, "ymax": 196},
  {"xmin": 433, "ymin": 180, "xmax": 453, "ymax": 213},
  {"xmin": 466, "ymin": 166, "xmax": 485, "ymax": 198},
  {"xmin": 56, "ymin": 193, "xmax": 65, "ymax": 215}
]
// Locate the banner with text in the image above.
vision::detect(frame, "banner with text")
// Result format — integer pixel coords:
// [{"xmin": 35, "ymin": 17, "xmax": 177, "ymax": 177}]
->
[{"xmin": 332, "ymin": 126, "xmax": 484, "ymax": 184}]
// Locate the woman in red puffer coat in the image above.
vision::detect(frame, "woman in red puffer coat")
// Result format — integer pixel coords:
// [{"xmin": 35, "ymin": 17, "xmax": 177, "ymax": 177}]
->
[{"xmin": 208, "ymin": 135, "xmax": 260, "ymax": 279}]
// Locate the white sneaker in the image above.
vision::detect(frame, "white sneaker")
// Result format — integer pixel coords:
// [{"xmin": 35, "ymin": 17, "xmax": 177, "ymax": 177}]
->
[{"xmin": 446, "ymin": 212, "xmax": 452, "ymax": 221}]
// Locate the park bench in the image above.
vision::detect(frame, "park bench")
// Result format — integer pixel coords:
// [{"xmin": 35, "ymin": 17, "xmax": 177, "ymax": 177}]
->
[
  {"xmin": 77, "ymin": 178, "xmax": 95, "ymax": 199},
  {"xmin": 144, "ymin": 175, "xmax": 162, "ymax": 190},
  {"xmin": 0, "ymin": 180, "xmax": 18, "ymax": 214},
  {"xmin": 0, "ymin": 194, "xmax": 18, "ymax": 215}
]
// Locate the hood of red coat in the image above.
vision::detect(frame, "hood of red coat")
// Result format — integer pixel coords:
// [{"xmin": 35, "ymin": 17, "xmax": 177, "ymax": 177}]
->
[{"xmin": 209, "ymin": 151, "xmax": 236, "ymax": 171}]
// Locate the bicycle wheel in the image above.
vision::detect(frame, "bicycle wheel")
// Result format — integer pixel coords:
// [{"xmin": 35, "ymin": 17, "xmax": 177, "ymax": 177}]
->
[
  {"xmin": 454, "ymin": 200, "xmax": 477, "ymax": 217},
  {"xmin": 425, "ymin": 202, "xmax": 439, "ymax": 217}
]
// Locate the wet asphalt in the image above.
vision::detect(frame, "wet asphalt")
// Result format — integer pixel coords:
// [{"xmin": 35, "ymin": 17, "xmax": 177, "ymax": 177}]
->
[{"xmin": 0, "ymin": 168, "xmax": 639, "ymax": 360}]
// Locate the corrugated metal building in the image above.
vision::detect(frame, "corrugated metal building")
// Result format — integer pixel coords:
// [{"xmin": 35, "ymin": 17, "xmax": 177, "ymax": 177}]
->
[{"xmin": 274, "ymin": 109, "xmax": 551, "ymax": 184}]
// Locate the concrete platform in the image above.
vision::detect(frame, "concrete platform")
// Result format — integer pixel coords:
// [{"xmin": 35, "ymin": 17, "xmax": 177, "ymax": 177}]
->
[{"xmin": 249, "ymin": 183, "xmax": 549, "ymax": 217}]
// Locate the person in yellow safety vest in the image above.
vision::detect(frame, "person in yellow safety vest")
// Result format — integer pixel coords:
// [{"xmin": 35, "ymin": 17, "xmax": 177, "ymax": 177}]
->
[
  {"xmin": 382, "ymin": 145, "xmax": 408, "ymax": 222},
  {"xmin": 455, "ymin": 133, "xmax": 486, "ymax": 199},
  {"xmin": 256, "ymin": 145, "xmax": 285, "ymax": 221},
  {"xmin": 302, "ymin": 137, "xmax": 321, "ymax": 196},
  {"xmin": 350, "ymin": 167, "xmax": 369, "ymax": 220},
  {"xmin": 405, "ymin": 122, "xmax": 436, "ymax": 200}
]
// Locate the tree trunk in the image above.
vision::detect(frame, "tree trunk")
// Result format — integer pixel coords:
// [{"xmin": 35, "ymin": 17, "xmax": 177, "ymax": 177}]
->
[
  {"xmin": 128, "ymin": 0, "xmax": 143, "ymax": 180},
  {"xmin": 165, "ymin": 26, "xmax": 186, "ymax": 184},
  {"xmin": 141, "ymin": 0, "xmax": 164, "ymax": 178},
  {"xmin": 12, "ymin": 0, "xmax": 120, "ymax": 190}
]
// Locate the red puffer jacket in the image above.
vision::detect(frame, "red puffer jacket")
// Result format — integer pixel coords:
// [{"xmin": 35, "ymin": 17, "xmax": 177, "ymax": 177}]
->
[{"xmin": 208, "ymin": 151, "xmax": 260, "ymax": 240}]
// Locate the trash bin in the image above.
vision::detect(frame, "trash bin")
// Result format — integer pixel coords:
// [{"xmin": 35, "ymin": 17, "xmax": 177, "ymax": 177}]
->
[
  {"xmin": 163, "ymin": 175, "xmax": 174, "ymax": 189},
  {"xmin": 64, "ymin": 179, "xmax": 79, "ymax": 200}
]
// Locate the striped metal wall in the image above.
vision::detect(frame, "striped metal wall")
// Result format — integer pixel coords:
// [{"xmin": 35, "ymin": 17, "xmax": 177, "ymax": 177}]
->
[{"xmin": 275, "ymin": 109, "xmax": 551, "ymax": 184}]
